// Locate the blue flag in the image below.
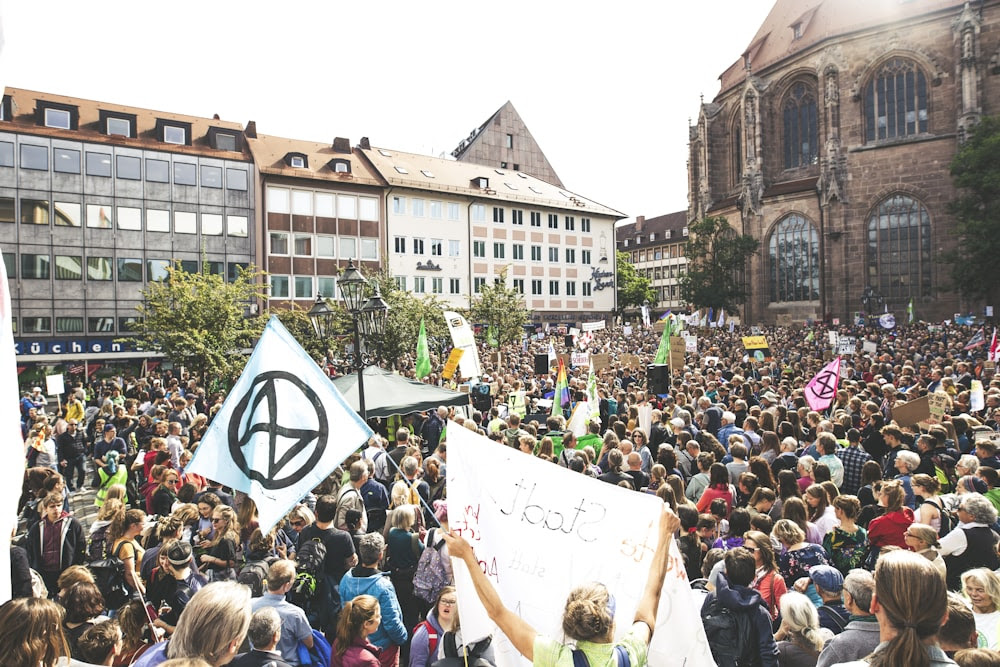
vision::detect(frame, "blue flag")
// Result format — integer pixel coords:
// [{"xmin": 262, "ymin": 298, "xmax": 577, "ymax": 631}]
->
[{"xmin": 186, "ymin": 316, "xmax": 372, "ymax": 532}]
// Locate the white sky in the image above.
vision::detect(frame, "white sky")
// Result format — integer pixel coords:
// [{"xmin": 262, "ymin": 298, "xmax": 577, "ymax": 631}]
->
[{"xmin": 0, "ymin": 0, "xmax": 774, "ymax": 222}]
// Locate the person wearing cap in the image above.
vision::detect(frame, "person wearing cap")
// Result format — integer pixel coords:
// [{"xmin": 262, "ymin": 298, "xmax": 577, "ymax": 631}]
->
[
  {"xmin": 56, "ymin": 418, "xmax": 88, "ymax": 492},
  {"xmin": 152, "ymin": 541, "xmax": 206, "ymax": 635},
  {"xmin": 801, "ymin": 565, "xmax": 850, "ymax": 635},
  {"xmin": 815, "ymin": 569, "xmax": 880, "ymax": 667}
]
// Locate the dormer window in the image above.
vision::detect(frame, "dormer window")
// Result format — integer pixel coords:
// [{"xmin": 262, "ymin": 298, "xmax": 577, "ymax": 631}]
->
[
  {"xmin": 38, "ymin": 102, "xmax": 78, "ymax": 130},
  {"xmin": 155, "ymin": 119, "xmax": 192, "ymax": 146},
  {"xmin": 471, "ymin": 177, "xmax": 489, "ymax": 189},
  {"xmin": 99, "ymin": 110, "xmax": 137, "ymax": 138},
  {"xmin": 624, "ymin": 239, "xmax": 630, "ymax": 247},
  {"xmin": 328, "ymin": 158, "xmax": 351, "ymax": 174},
  {"xmin": 208, "ymin": 126, "xmax": 240, "ymax": 151},
  {"xmin": 792, "ymin": 22, "xmax": 802, "ymax": 39},
  {"xmin": 284, "ymin": 152, "xmax": 308, "ymax": 169},
  {"xmin": 650, "ymin": 233, "xmax": 656, "ymax": 242}
]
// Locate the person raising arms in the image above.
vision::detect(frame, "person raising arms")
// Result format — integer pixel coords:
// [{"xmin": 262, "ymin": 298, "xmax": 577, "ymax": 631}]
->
[{"xmin": 441, "ymin": 505, "xmax": 680, "ymax": 666}]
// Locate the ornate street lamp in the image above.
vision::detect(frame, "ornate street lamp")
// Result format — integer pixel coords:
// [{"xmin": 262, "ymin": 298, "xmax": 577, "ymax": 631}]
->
[
  {"xmin": 335, "ymin": 260, "xmax": 390, "ymax": 423},
  {"xmin": 307, "ymin": 295, "xmax": 335, "ymax": 342}
]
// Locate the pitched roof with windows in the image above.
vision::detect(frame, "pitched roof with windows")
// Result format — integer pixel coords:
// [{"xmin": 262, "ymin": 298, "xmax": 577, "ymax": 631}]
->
[
  {"xmin": 615, "ymin": 211, "xmax": 688, "ymax": 249},
  {"xmin": 1, "ymin": 87, "xmax": 249, "ymax": 158},
  {"xmin": 360, "ymin": 145, "xmax": 624, "ymax": 218},
  {"xmin": 718, "ymin": 0, "xmax": 964, "ymax": 95},
  {"xmin": 245, "ymin": 134, "xmax": 386, "ymax": 187}
]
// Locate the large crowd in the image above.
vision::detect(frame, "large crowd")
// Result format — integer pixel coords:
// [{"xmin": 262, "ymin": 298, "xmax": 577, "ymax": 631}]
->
[{"xmin": 7, "ymin": 319, "xmax": 1000, "ymax": 667}]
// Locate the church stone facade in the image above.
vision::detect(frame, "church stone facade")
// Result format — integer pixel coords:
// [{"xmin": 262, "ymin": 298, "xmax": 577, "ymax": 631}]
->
[{"xmin": 687, "ymin": 0, "xmax": 1000, "ymax": 324}]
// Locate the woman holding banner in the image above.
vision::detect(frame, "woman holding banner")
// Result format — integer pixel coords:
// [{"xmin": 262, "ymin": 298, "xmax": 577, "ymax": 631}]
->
[{"xmin": 441, "ymin": 505, "xmax": 680, "ymax": 666}]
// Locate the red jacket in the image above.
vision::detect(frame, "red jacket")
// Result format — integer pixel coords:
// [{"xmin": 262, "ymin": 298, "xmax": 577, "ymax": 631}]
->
[
  {"xmin": 867, "ymin": 507, "xmax": 914, "ymax": 550},
  {"xmin": 331, "ymin": 637, "xmax": 381, "ymax": 667},
  {"xmin": 697, "ymin": 485, "xmax": 734, "ymax": 516}
]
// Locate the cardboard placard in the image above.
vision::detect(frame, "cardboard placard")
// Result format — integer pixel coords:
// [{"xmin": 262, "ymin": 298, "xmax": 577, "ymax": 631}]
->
[
  {"xmin": 590, "ymin": 353, "xmax": 610, "ymax": 371},
  {"xmin": 621, "ymin": 353, "xmax": 641, "ymax": 369},
  {"xmin": 557, "ymin": 353, "xmax": 572, "ymax": 369},
  {"xmin": 776, "ymin": 314, "xmax": 793, "ymax": 326},
  {"xmin": 442, "ymin": 348, "xmax": 465, "ymax": 380},
  {"xmin": 653, "ymin": 320, "xmax": 666, "ymax": 333},
  {"xmin": 893, "ymin": 395, "xmax": 931, "ymax": 427},
  {"xmin": 927, "ymin": 393, "xmax": 951, "ymax": 424},
  {"xmin": 670, "ymin": 346, "xmax": 685, "ymax": 368}
]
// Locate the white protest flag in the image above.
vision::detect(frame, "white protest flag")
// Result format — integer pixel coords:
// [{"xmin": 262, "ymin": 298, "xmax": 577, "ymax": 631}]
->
[
  {"xmin": 446, "ymin": 424, "xmax": 714, "ymax": 667},
  {"xmin": 186, "ymin": 316, "xmax": 372, "ymax": 532},
  {"xmin": 444, "ymin": 310, "xmax": 483, "ymax": 379},
  {"xmin": 971, "ymin": 380, "xmax": 985, "ymax": 413},
  {"xmin": 0, "ymin": 249, "xmax": 23, "ymax": 603},
  {"xmin": 565, "ymin": 401, "xmax": 590, "ymax": 437}
]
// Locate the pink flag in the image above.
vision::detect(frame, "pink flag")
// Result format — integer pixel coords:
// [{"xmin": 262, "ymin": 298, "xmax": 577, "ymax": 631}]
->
[
  {"xmin": 990, "ymin": 328, "xmax": 999, "ymax": 363},
  {"xmin": 0, "ymin": 250, "xmax": 24, "ymax": 602},
  {"xmin": 804, "ymin": 357, "xmax": 841, "ymax": 412}
]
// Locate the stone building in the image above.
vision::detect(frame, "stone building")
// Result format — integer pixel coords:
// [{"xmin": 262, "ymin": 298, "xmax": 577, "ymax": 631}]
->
[
  {"xmin": 450, "ymin": 101, "xmax": 565, "ymax": 188},
  {"xmin": 687, "ymin": 0, "xmax": 1000, "ymax": 324}
]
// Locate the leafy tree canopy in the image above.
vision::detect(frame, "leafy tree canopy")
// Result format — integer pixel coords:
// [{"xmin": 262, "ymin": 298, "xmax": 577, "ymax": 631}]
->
[
  {"xmin": 616, "ymin": 250, "xmax": 656, "ymax": 314},
  {"xmin": 679, "ymin": 215, "xmax": 759, "ymax": 312},
  {"xmin": 132, "ymin": 262, "xmax": 267, "ymax": 387},
  {"xmin": 944, "ymin": 115, "xmax": 1000, "ymax": 303},
  {"xmin": 469, "ymin": 268, "xmax": 530, "ymax": 348}
]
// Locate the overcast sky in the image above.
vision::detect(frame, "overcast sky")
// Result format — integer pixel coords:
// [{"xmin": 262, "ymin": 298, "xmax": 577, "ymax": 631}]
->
[{"xmin": 0, "ymin": 0, "xmax": 773, "ymax": 222}]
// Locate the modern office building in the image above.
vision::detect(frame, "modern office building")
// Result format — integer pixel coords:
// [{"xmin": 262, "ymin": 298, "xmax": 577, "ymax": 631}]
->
[
  {"xmin": 360, "ymin": 145, "xmax": 623, "ymax": 323},
  {"xmin": 687, "ymin": 0, "xmax": 1000, "ymax": 323},
  {"xmin": 615, "ymin": 211, "xmax": 689, "ymax": 311},
  {"xmin": 0, "ymin": 87, "xmax": 255, "ymax": 378}
]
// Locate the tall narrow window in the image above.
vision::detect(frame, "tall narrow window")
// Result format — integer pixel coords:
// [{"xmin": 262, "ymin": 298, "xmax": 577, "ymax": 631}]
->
[
  {"xmin": 782, "ymin": 83, "xmax": 818, "ymax": 168},
  {"xmin": 864, "ymin": 58, "xmax": 928, "ymax": 142},
  {"xmin": 768, "ymin": 214, "xmax": 819, "ymax": 303},
  {"xmin": 867, "ymin": 194, "xmax": 931, "ymax": 299}
]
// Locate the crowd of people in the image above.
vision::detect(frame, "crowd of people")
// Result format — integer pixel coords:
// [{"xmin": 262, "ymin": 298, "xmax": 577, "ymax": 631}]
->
[{"xmin": 7, "ymin": 318, "xmax": 1000, "ymax": 667}]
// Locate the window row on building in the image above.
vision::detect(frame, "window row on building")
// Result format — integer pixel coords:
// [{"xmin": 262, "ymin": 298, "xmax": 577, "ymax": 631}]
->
[
  {"xmin": 392, "ymin": 237, "xmax": 461, "ymax": 257},
  {"xmin": 391, "ymin": 196, "xmax": 462, "ymax": 221},
  {"xmin": 0, "ymin": 141, "xmax": 249, "ymax": 190},
  {"xmin": 1, "ymin": 197, "xmax": 249, "ymax": 236},
  {"xmin": 499, "ymin": 279, "xmax": 594, "ymax": 297},
  {"xmin": 469, "ymin": 204, "xmax": 592, "ymax": 231},
  {"xmin": 267, "ymin": 232, "xmax": 379, "ymax": 261},
  {"xmin": 266, "ymin": 187, "xmax": 379, "ymax": 221},
  {"xmin": 629, "ymin": 245, "xmax": 686, "ymax": 263},
  {"xmin": 766, "ymin": 193, "xmax": 931, "ymax": 303},
  {"xmin": 472, "ymin": 242, "xmax": 592, "ymax": 264},
  {"xmin": 17, "ymin": 314, "xmax": 143, "ymax": 335},
  {"xmin": 2, "ymin": 252, "xmax": 247, "ymax": 284},
  {"xmin": 393, "ymin": 276, "xmax": 463, "ymax": 295}
]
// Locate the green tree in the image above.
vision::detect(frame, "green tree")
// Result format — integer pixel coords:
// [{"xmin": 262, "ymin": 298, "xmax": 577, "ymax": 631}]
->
[
  {"xmin": 679, "ymin": 215, "xmax": 759, "ymax": 312},
  {"xmin": 132, "ymin": 262, "xmax": 267, "ymax": 387},
  {"xmin": 944, "ymin": 115, "xmax": 1000, "ymax": 304},
  {"xmin": 366, "ymin": 271, "xmax": 450, "ymax": 371},
  {"xmin": 616, "ymin": 250, "xmax": 656, "ymax": 315},
  {"xmin": 469, "ymin": 268, "xmax": 530, "ymax": 348}
]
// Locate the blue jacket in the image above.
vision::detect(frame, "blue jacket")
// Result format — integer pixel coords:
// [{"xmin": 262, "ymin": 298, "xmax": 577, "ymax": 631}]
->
[{"xmin": 339, "ymin": 567, "xmax": 408, "ymax": 649}]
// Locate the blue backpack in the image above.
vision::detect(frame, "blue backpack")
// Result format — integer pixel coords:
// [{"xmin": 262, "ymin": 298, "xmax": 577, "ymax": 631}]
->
[{"xmin": 297, "ymin": 629, "xmax": 332, "ymax": 667}]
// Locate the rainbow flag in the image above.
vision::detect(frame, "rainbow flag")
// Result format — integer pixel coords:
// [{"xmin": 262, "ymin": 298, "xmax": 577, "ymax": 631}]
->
[{"xmin": 552, "ymin": 357, "xmax": 571, "ymax": 418}]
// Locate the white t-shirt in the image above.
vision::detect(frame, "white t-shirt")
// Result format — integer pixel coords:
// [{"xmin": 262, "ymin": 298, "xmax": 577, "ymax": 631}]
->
[{"xmin": 974, "ymin": 608, "xmax": 1000, "ymax": 649}]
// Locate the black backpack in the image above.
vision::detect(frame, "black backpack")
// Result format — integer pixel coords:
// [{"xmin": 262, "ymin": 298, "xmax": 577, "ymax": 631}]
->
[
  {"xmin": 289, "ymin": 538, "xmax": 327, "ymax": 610},
  {"xmin": 701, "ymin": 597, "xmax": 761, "ymax": 667},
  {"xmin": 237, "ymin": 558, "xmax": 273, "ymax": 597}
]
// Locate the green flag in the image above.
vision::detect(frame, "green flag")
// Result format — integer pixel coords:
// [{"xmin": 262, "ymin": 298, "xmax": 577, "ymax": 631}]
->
[
  {"xmin": 653, "ymin": 318, "xmax": 673, "ymax": 364},
  {"xmin": 486, "ymin": 324, "xmax": 499, "ymax": 348},
  {"xmin": 415, "ymin": 318, "xmax": 431, "ymax": 378}
]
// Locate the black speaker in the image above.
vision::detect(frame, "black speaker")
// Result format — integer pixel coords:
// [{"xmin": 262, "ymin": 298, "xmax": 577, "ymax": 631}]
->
[
  {"xmin": 648, "ymin": 364, "xmax": 670, "ymax": 395},
  {"xmin": 534, "ymin": 354, "xmax": 549, "ymax": 375},
  {"xmin": 564, "ymin": 335, "xmax": 574, "ymax": 347}
]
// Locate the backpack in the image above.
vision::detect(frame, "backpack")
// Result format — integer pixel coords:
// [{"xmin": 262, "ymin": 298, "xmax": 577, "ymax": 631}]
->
[
  {"xmin": 431, "ymin": 631, "xmax": 494, "ymax": 667},
  {"xmin": 571, "ymin": 645, "xmax": 629, "ymax": 667},
  {"xmin": 88, "ymin": 523, "xmax": 109, "ymax": 562},
  {"xmin": 289, "ymin": 538, "xmax": 327, "ymax": 610},
  {"xmin": 296, "ymin": 629, "xmax": 332, "ymax": 667},
  {"xmin": 237, "ymin": 558, "xmax": 272, "ymax": 597},
  {"xmin": 931, "ymin": 451, "xmax": 956, "ymax": 494},
  {"xmin": 89, "ymin": 541, "xmax": 130, "ymax": 611},
  {"xmin": 701, "ymin": 596, "xmax": 760, "ymax": 667},
  {"xmin": 922, "ymin": 498, "xmax": 953, "ymax": 538},
  {"xmin": 413, "ymin": 529, "xmax": 453, "ymax": 605},
  {"xmin": 414, "ymin": 619, "xmax": 440, "ymax": 658}
]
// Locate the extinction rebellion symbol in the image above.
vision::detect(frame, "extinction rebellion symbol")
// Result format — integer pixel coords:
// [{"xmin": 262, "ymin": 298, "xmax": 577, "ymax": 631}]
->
[{"xmin": 228, "ymin": 370, "xmax": 328, "ymax": 490}]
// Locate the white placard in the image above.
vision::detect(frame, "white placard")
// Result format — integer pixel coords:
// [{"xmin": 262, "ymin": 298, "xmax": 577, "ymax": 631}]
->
[
  {"xmin": 581, "ymin": 320, "xmax": 606, "ymax": 332},
  {"xmin": 569, "ymin": 327, "xmax": 580, "ymax": 337},
  {"xmin": 684, "ymin": 334, "xmax": 698, "ymax": 354},
  {"xmin": 447, "ymin": 425, "xmax": 713, "ymax": 667},
  {"xmin": 828, "ymin": 331, "xmax": 838, "ymax": 346},
  {"xmin": 637, "ymin": 403, "xmax": 653, "ymax": 437},
  {"xmin": 862, "ymin": 341, "xmax": 878, "ymax": 355},
  {"xmin": 837, "ymin": 337, "xmax": 857, "ymax": 356},
  {"xmin": 623, "ymin": 325, "xmax": 633, "ymax": 336},
  {"xmin": 46, "ymin": 373, "xmax": 65, "ymax": 396},
  {"xmin": 570, "ymin": 352, "xmax": 589, "ymax": 367}
]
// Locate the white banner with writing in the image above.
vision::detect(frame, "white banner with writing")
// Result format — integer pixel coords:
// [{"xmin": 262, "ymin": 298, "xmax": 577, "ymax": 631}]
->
[
  {"xmin": 447, "ymin": 424, "xmax": 713, "ymax": 667},
  {"xmin": 582, "ymin": 320, "xmax": 606, "ymax": 332}
]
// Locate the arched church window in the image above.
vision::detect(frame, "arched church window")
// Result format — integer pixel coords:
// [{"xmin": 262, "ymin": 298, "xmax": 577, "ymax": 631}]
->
[
  {"xmin": 783, "ymin": 83, "xmax": 818, "ymax": 169},
  {"xmin": 731, "ymin": 117, "xmax": 742, "ymax": 188},
  {"xmin": 867, "ymin": 194, "xmax": 931, "ymax": 299},
  {"xmin": 864, "ymin": 58, "xmax": 928, "ymax": 142},
  {"xmin": 768, "ymin": 214, "xmax": 819, "ymax": 302}
]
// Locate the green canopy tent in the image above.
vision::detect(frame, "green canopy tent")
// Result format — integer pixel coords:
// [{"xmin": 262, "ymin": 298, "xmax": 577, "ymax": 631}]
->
[{"xmin": 331, "ymin": 366, "xmax": 469, "ymax": 418}]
